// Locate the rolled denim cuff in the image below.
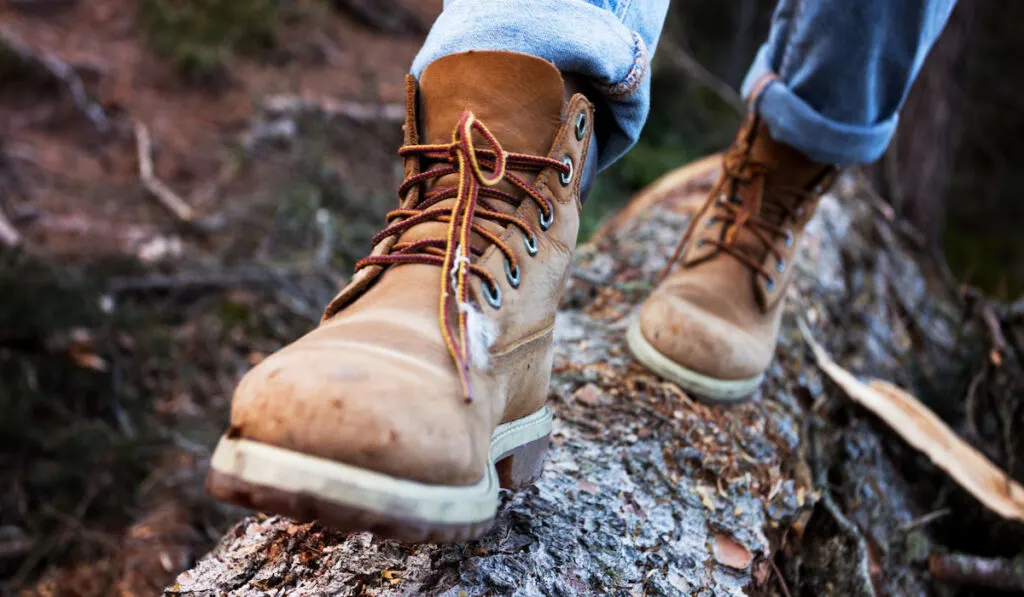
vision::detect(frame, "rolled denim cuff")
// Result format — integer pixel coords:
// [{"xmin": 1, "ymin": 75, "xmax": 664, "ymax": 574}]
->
[
  {"xmin": 742, "ymin": 47, "xmax": 899, "ymax": 166},
  {"xmin": 411, "ymin": 0, "xmax": 652, "ymax": 170}
]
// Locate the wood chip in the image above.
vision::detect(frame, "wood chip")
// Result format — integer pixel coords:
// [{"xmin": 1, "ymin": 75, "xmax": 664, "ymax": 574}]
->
[
  {"xmin": 572, "ymin": 382, "xmax": 603, "ymax": 407},
  {"xmin": 800, "ymin": 319, "xmax": 1024, "ymax": 521},
  {"xmin": 712, "ymin": 533, "xmax": 753, "ymax": 570},
  {"xmin": 134, "ymin": 121, "xmax": 196, "ymax": 223}
]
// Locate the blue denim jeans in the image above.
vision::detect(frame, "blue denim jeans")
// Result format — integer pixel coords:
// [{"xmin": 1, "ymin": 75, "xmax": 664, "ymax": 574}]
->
[{"xmin": 413, "ymin": 0, "xmax": 957, "ymax": 169}]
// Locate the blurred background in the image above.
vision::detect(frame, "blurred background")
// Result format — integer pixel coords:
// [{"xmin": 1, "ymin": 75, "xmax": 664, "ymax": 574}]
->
[{"xmin": 0, "ymin": 0, "xmax": 1018, "ymax": 595}]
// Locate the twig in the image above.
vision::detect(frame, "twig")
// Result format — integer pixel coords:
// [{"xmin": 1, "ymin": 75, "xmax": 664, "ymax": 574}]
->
[
  {"xmin": 0, "ymin": 26, "xmax": 108, "ymax": 133},
  {"xmin": 769, "ymin": 557, "xmax": 793, "ymax": 597},
  {"xmin": 963, "ymin": 365, "xmax": 987, "ymax": 440},
  {"xmin": 0, "ymin": 208, "xmax": 20, "ymax": 246},
  {"xmin": 9, "ymin": 0, "xmax": 79, "ymax": 15},
  {"xmin": 0, "ymin": 145, "xmax": 22, "ymax": 246},
  {"xmin": 331, "ymin": 0, "xmax": 426, "ymax": 34},
  {"xmin": 107, "ymin": 268, "xmax": 299, "ymax": 296},
  {"xmin": 134, "ymin": 121, "xmax": 196, "ymax": 223},
  {"xmin": 1009, "ymin": 295, "xmax": 1024, "ymax": 322},
  {"xmin": 898, "ymin": 508, "xmax": 950, "ymax": 532},
  {"xmin": 262, "ymin": 95, "xmax": 405, "ymax": 124},
  {"xmin": 979, "ymin": 301, "xmax": 1008, "ymax": 367},
  {"xmin": 0, "ymin": 139, "xmax": 29, "ymax": 201},
  {"xmin": 883, "ymin": 140, "xmax": 905, "ymax": 215},
  {"xmin": 929, "ymin": 552, "xmax": 1024, "ymax": 591},
  {"xmin": 852, "ymin": 169, "xmax": 927, "ymax": 251},
  {"xmin": 808, "ymin": 419, "xmax": 878, "ymax": 597},
  {"xmin": 661, "ymin": 42, "xmax": 746, "ymax": 116}
]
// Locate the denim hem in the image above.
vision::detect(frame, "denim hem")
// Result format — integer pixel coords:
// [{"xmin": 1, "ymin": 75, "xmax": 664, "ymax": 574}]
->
[
  {"xmin": 593, "ymin": 33, "xmax": 648, "ymax": 100},
  {"xmin": 410, "ymin": 0, "xmax": 652, "ymax": 170},
  {"xmin": 741, "ymin": 47, "xmax": 898, "ymax": 166},
  {"xmin": 411, "ymin": 0, "xmax": 647, "ymax": 99}
]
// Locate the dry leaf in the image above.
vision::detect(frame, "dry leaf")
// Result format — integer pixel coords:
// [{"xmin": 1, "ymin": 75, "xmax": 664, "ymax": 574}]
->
[
  {"xmin": 696, "ymin": 486, "xmax": 716, "ymax": 510},
  {"xmin": 712, "ymin": 533, "xmax": 753, "ymax": 570},
  {"xmin": 572, "ymin": 383, "xmax": 603, "ymax": 406},
  {"xmin": 800, "ymin": 320, "xmax": 1024, "ymax": 521}
]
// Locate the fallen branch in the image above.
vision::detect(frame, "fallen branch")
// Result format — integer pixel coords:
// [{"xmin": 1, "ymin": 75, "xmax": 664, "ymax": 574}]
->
[
  {"xmin": 107, "ymin": 269, "xmax": 286, "ymax": 296},
  {"xmin": 0, "ymin": 210, "xmax": 20, "ymax": 247},
  {"xmin": 262, "ymin": 95, "xmax": 405, "ymax": 124},
  {"xmin": 929, "ymin": 552, "xmax": 1024, "ymax": 592},
  {"xmin": 133, "ymin": 121, "xmax": 196, "ymax": 224},
  {"xmin": 8, "ymin": 0, "xmax": 79, "ymax": 15},
  {"xmin": 799, "ymin": 319, "xmax": 1024, "ymax": 521},
  {"xmin": 0, "ymin": 26, "xmax": 108, "ymax": 134},
  {"xmin": 330, "ymin": 0, "xmax": 426, "ymax": 34},
  {"xmin": 979, "ymin": 300, "xmax": 1009, "ymax": 367},
  {"xmin": 662, "ymin": 42, "xmax": 746, "ymax": 115},
  {"xmin": 0, "ymin": 144, "xmax": 23, "ymax": 247}
]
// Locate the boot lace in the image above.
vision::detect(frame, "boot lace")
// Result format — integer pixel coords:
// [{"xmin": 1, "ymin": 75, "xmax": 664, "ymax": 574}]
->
[
  {"xmin": 662, "ymin": 144, "xmax": 814, "ymax": 290},
  {"xmin": 355, "ymin": 111, "xmax": 569, "ymax": 401}
]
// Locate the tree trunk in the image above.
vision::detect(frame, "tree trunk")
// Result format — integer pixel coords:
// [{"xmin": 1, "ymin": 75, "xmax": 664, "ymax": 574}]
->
[
  {"xmin": 880, "ymin": 2, "xmax": 975, "ymax": 249},
  {"xmin": 167, "ymin": 156, "xmax": 1012, "ymax": 597}
]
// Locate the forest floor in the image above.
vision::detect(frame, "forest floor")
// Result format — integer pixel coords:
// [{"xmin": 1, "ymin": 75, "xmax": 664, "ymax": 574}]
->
[{"xmin": 1, "ymin": 1, "xmax": 443, "ymax": 595}]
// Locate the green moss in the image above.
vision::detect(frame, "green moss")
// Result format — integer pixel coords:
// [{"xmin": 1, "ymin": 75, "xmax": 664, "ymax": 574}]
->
[{"xmin": 141, "ymin": 0, "xmax": 279, "ymax": 80}]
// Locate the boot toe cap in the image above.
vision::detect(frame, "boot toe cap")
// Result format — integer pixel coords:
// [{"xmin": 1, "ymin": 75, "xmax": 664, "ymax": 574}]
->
[
  {"xmin": 637, "ymin": 290, "xmax": 771, "ymax": 382},
  {"xmin": 228, "ymin": 328, "xmax": 487, "ymax": 486}
]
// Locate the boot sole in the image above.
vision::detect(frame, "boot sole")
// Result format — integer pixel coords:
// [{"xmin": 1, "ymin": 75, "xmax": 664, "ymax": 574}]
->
[
  {"xmin": 627, "ymin": 320, "xmax": 762, "ymax": 403},
  {"xmin": 206, "ymin": 406, "xmax": 552, "ymax": 544}
]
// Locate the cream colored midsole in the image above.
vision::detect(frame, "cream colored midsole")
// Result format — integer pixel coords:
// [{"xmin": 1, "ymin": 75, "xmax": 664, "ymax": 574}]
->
[
  {"xmin": 626, "ymin": 321, "xmax": 762, "ymax": 402},
  {"xmin": 210, "ymin": 406, "xmax": 552, "ymax": 525}
]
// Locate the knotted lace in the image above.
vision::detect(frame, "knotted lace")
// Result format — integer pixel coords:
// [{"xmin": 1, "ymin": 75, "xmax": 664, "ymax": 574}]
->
[
  {"xmin": 355, "ymin": 111, "xmax": 570, "ymax": 402},
  {"xmin": 662, "ymin": 140, "xmax": 815, "ymax": 287}
]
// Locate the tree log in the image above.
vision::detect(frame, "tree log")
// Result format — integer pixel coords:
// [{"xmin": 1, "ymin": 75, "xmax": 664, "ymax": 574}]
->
[{"xmin": 167, "ymin": 156, "xmax": 993, "ymax": 596}]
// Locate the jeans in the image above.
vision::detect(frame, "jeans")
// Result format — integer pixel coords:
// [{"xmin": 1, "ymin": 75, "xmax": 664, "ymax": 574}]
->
[{"xmin": 413, "ymin": 0, "xmax": 957, "ymax": 169}]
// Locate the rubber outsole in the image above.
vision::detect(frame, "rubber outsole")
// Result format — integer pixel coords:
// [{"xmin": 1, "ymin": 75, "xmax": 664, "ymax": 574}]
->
[
  {"xmin": 626, "ymin": 320, "xmax": 761, "ymax": 403},
  {"xmin": 206, "ymin": 406, "xmax": 553, "ymax": 543}
]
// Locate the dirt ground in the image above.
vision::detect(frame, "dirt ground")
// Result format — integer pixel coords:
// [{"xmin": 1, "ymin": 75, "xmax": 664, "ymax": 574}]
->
[
  {"xmin": 1, "ymin": 0, "xmax": 438, "ymax": 258},
  {"xmin": 1, "ymin": 2, "xmax": 443, "ymax": 595}
]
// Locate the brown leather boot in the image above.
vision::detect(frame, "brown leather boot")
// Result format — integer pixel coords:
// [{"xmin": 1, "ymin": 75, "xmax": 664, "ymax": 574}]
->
[
  {"xmin": 206, "ymin": 51, "xmax": 595, "ymax": 542},
  {"xmin": 628, "ymin": 114, "xmax": 836, "ymax": 402}
]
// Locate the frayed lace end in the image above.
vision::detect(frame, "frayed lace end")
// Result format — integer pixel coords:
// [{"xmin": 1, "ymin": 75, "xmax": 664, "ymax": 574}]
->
[{"xmin": 459, "ymin": 301, "xmax": 498, "ymax": 370}]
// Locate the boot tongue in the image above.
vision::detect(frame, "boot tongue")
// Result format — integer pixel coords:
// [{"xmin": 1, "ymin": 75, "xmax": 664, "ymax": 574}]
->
[
  {"xmin": 418, "ymin": 51, "xmax": 566, "ymax": 156},
  {"xmin": 743, "ymin": 118, "xmax": 829, "ymax": 192},
  {"xmin": 397, "ymin": 51, "xmax": 567, "ymax": 249},
  {"xmin": 722, "ymin": 116, "xmax": 832, "ymax": 261}
]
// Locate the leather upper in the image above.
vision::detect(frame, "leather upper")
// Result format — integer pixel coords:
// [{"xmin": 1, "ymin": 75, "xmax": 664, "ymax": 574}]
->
[
  {"xmin": 639, "ymin": 114, "xmax": 835, "ymax": 381},
  {"xmin": 229, "ymin": 51, "xmax": 594, "ymax": 486}
]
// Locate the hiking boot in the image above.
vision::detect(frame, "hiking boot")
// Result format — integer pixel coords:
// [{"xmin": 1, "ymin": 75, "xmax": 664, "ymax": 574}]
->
[
  {"xmin": 628, "ymin": 114, "xmax": 837, "ymax": 402},
  {"xmin": 206, "ymin": 51, "xmax": 595, "ymax": 543}
]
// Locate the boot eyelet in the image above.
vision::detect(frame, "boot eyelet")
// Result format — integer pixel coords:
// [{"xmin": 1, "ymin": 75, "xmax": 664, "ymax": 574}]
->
[
  {"xmin": 706, "ymin": 218, "xmax": 716, "ymax": 229},
  {"xmin": 776, "ymin": 259, "xmax": 786, "ymax": 273},
  {"xmin": 539, "ymin": 205, "xmax": 555, "ymax": 231},
  {"xmin": 697, "ymin": 239, "xmax": 707, "ymax": 248},
  {"xmin": 784, "ymin": 229, "xmax": 794, "ymax": 247},
  {"xmin": 765, "ymin": 276, "xmax": 776, "ymax": 291},
  {"xmin": 524, "ymin": 231, "xmax": 539, "ymax": 256},
  {"xmin": 483, "ymin": 280, "xmax": 503, "ymax": 309},
  {"xmin": 575, "ymin": 112, "xmax": 587, "ymax": 141},
  {"xmin": 559, "ymin": 156, "xmax": 574, "ymax": 186},
  {"xmin": 504, "ymin": 259, "xmax": 521, "ymax": 288},
  {"xmin": 796, "ymin": 207, "xmax": 806, "ymax": 217},
  {"xmin": 718, "ymin": 193, "xmax": 728, "ymax": 204}
]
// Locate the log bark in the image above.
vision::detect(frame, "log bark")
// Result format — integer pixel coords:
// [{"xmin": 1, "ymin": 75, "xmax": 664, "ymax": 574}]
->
[{"xmin": 167, "ymin": 156, "xmax": 999, "ymax": 596}]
